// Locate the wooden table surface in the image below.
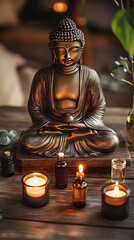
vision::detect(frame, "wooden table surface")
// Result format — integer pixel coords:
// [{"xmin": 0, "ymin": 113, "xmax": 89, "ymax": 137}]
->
[{"xmin": 0, "ymin": 107, "xmax": 134, "ymax": 240}]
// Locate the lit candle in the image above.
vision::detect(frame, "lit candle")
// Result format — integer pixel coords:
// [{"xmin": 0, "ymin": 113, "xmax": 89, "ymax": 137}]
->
[
  {"xmin": 22, "ymin": 172, "xmax": 50, "ymax": 208},
  {"xmin": 102, "ymin": 183, "xmax": 130, "ymax": 220},
  {"xmin": 79, "ymin": 164, "xmax": 83, "ymax": 174},
  {"xmin": 73, "ymin": 164, "xmax": 87, "ymax": 208},
  {"xmin": 106, "ymin": 185, "xmax": 126, "ymax": 198},
  {"xmin": 75, "ymin": 164, "xmax": 84, "ymax": 180},
  {"xmin": 25, "ymin": 174, "xmax": 46, "ymax": 198}
]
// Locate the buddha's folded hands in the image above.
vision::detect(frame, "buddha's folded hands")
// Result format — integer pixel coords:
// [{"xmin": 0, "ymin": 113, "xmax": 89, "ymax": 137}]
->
[{"xmin": 68, "ymin": 129, "xmax": 98, "ymax": 142}]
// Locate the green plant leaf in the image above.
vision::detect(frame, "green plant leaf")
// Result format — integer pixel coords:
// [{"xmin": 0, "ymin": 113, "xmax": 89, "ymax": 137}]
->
[
  {"xmin": 125, "ymin": 9, "xmax": 134, "ymax": 29},
  {"xmin": 112, "ymin": 67, "xmax": 118, "ymax": 72},
  {"xmin": 111, "ymin": 9, "xmax": 134, "ymax": 57},
  {"xmin": 114, "ymin": 73, "xmax": 120, "ymax": 77}
]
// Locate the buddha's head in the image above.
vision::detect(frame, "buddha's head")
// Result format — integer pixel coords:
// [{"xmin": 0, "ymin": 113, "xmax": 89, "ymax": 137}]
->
[{"xmin": 49, "ymin": 18, "xmax": 85, "ymax": 66}]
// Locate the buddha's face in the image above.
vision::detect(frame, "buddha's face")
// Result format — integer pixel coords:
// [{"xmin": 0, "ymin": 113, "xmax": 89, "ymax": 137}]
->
[{"xmin": 54, "ymin": 41, "xmax": 82, "ymax": 66}]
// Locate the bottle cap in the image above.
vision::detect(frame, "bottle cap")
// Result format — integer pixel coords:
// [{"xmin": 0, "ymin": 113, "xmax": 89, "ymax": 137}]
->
[
  {"xmin": 4, "ymin": 151, "xmax": 10, "ymax": 157},
  {"xmin": 58, "ymin": 152, "xmax": 64, "ymax": 161}
]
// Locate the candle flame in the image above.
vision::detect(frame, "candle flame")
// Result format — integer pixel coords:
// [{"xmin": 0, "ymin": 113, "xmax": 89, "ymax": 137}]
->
[
  {"xmin": 114, "ymin": 186, "xmax": 119, "ymax": 197},
  {"xmin": 79, "ymin": 164, "xmax": 83, "ymax": 173},
  {"xmin": 58, "ymin": 152, "xmax": 64, "ymax": 157},
  {"xmin": 34, "ymin": 176, "xmax": 38, "ymax": 186}
]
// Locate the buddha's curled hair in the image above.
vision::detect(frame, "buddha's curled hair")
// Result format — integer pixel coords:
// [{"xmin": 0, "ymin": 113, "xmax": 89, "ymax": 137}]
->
[{"xmin": 49, "ymin": 18, "xmax": 85, "ymax": 51}]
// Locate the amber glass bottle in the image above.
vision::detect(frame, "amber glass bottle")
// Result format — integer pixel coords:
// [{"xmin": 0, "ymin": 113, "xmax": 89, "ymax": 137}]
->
[
  {"xmin": 55, "ymin": 152, "xmax": 68, "ymax": 189},
  {"xmin": 73, "ymin": 165, "xmax": 87, "ymax": 208},
  {"xmin": 1, "ymin": 151, "xmax": 14, "ymax": 177}
]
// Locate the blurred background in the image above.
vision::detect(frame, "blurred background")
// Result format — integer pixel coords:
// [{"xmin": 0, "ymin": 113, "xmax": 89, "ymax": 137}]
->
[{"xmin": 0, "ymin": 0, "xmax": 133, "ymax": 107}]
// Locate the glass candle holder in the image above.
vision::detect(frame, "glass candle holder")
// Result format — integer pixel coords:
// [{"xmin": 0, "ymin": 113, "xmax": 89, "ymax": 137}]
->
[
  {"xmin": 22, "ymin": 172, "xmax": 50, "ymax": 208},
  {"xmin": 102, "ymin": 183, "xmax": 130, "ymax": 220},
  {"xmin": 111, "ymin": 158, "xmax": 126, "ymax": 183}
]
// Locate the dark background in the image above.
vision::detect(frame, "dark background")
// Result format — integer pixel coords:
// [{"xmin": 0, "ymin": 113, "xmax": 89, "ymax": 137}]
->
[{"xmin": 0, "ymin": 0, "xmax": 133, "ymax": 107}]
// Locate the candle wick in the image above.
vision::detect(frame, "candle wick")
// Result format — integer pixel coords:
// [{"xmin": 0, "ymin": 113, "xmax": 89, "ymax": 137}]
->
[{"xmin": 34, "ymin": 176, "xmax": 38, "ymax": 186}]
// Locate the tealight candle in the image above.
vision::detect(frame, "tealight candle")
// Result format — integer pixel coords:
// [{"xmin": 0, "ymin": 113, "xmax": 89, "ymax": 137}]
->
[
  {"xmin": 73, "ymin": 164, "xmax": 87, "ymax": 208},
  {"xmin": 106, "ymin": 186, "xmax": 126, "ymax": 198},
  {"xmin": 25, "ymin": 176, "xmax": 46, "ymax": 198},
  {"xmin": 22, "ymin": 172, "xmax": 50, "ymax": 208},
  {"xmin": 102, "ymin": 183, "xmax": 130, "ymax": 220}
]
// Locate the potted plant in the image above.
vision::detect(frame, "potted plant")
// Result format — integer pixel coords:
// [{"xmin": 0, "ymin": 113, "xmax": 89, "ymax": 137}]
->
[{"xmin": 110, "ymin": 0, "xmax": 134, "ymax": 147}]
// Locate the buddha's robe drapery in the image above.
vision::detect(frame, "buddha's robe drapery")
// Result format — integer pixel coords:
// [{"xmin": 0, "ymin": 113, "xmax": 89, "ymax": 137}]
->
[{"xmin": 20, "ymin": 64, "xmax": 119, "ymax": 157}]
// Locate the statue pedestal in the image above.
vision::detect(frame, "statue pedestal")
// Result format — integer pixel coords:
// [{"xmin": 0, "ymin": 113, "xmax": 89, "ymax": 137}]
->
[{"xmin": 16, "ymin": 132, "xmax": 131, "ymax": 174}]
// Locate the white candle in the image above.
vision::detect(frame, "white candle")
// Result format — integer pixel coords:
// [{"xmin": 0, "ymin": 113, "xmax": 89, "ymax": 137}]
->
[
  {"xmin": 25, "ymin": 175, "xmax": 46, "ymax": 198},
  {"xmin": 106, "ymin": 185, "xmax": 126, "ymax": 198}
]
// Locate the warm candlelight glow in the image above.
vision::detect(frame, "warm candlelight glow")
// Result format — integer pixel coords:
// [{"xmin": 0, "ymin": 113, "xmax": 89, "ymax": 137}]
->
[
  {"xmin": 79, "ymin": 165, "xmax": 83, "ymax": 173},
  {"xmin": 58, "ymin": 152, "xmax": 64, "ymax": 157},
  {"xmin": 114, "ymin": 186, "xmax": 119, "ymax": 197},
  {"xmin": 102, "ymin": 183, "xmax": 130, "ymax": 220},
  {"xmin": 22, "ymin": 172, "xmax": 50, "ymax": 207},
  {"xmin": 25, "ymin": 174, "xmax": 46, "ymax": 198},
  {"xmin": 34, "ymin": 176, "xmax": 38, "ymax": 186},
  {"xmin": 106, "ymin": 187, "xmax": 126, "ymax": 198},
  {"xmin": 26, "ymin": 176, "xmax": 46, "ymax": 187},
  {"xmin": 73, "ymin": 164, "xmax": 87, "ymax": 208},
  {"xmin": 53, "ymin": 2, "xmax": 68, "ymax": 13}
]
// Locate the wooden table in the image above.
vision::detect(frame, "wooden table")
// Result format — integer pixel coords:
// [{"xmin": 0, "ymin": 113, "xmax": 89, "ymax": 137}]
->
[{"xmin": 0, "ymin": 107, "xmax": 134, "ymax": 240}]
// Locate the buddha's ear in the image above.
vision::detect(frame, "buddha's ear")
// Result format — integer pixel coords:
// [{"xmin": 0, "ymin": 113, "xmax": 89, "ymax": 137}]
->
[
  {"xmin": 79, "ymin": 55, "xmax": 83, "ymax": 64},
  {"xmin": 51, "ymin": 49, "xmax": 56, "ymax": 64}
]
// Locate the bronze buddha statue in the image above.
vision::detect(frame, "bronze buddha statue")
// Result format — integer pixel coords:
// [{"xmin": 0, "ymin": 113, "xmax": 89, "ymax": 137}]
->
[{"xmin": 20, "ymin": 18, "xmax": 119, "ymax": 157}]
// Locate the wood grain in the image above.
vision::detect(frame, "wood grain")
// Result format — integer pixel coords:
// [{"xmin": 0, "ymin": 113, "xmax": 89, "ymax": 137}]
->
[
  {"xmin": 1, "ymin": 218, "xmax": 134, "ymax": 240},
  {"xmin": 0, "ymin": 219, "xmax": 134, "ymax": 240},
  {"xmin": 0, "ymin": 175, "xmax": 134, "ymax": 229},
  {"xmin": 0, "ymin": 107, "xmax": 134, "ymax": 240}
]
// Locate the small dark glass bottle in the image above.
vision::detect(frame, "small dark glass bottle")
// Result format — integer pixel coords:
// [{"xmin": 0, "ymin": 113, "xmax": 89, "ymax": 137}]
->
[
  {"xmin": 55, "ymin": 152, "xmax": 68, "ymax": 189},
  {"xmin": 1, "ymin": 151, "xmax": 14, "ymax": 177},
  {"xmin": 73, "ymin": 165, "xmax": 87, "ymax": 208}
]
